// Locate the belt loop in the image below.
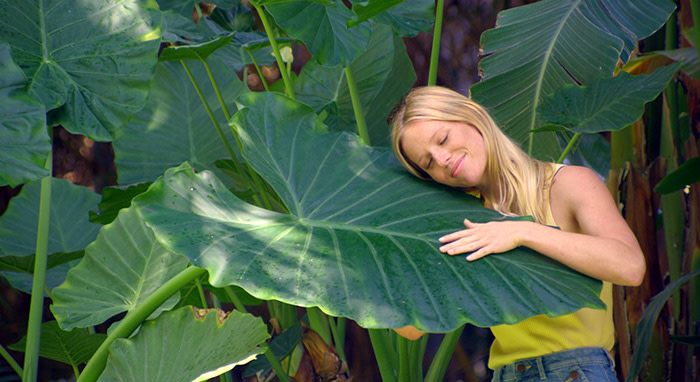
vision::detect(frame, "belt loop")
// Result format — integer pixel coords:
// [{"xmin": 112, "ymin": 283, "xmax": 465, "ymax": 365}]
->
[{"xmin": 536, "ymin": 357, "xmax": 546, "ymax": 380}]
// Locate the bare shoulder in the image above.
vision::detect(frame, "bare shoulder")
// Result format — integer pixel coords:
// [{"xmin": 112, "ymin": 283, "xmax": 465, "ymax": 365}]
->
[{"xmin": 550, "ymin": 165, "xmax": 613, "ymax": 213}]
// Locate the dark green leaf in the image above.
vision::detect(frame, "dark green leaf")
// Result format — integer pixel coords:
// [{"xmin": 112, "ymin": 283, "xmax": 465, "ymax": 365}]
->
[
  {"xmin": 362, "ymin": 0, "xmax": 434, "ymax": 37},
  {"xmin": 0, "ymin": 0, "xmax": 161, "ymax": 141},
  {"xmin": 294, "ymin": 23, "xmax": 415, "ymax": 146},
  {"xmin": 266, "ymin": 0, "xmax": 371, "ymax": 65},
  {"xmin": 669, "ymin": 335, "xmax": 700, "ymax": 345},
  {"xmin": 471, "ymin": 0, "xmax": 675, "ymax": 160},
  {"xmin": 89, "ymin": 183, "xmax": 151, "ymax": 225},
  {"xmin": 244, "ymin": 323, "xmax": 302, "ymax": 377},
  {"xmin": 159, "ymin": 33, "xmax": 235, "ymax": 61},
  {"xmin": 51, "ymin": 208, "xmax": 189, "ymax": 330},
  {"xmin": 538, "ymin": 65, "xmax": 678, "ymax": 134},
  {"xmin": 626, "ymin": 269, "xmax": 700, "ymax": 382},
  {"xmin": 133, "ymin": 93, "xmax": 604, "ymax": 332},
  {"xmin": 0, "ymin": 258, "xmax": 79, "ymax": 295},
  {"xmin": 99, "ymin": 307, "xmax": 269, "ymax": 382},
  {"xmin": 212, "ymin": 32, "xmax": 280, "ymax": 72},
  {"xmin": 0, "ymin": 178, "xmax": 100, "ymax": 257},
  {"xmin": 655, "ymin": 48, "xmax": 700, "ymax": 79},
  {"xmin": 0, "ymin": 43, "xmax": 49, "ymax": 187},
  {"xmin": 113, "ymin": 57, "xmax": 247, "ymax": 185},
  {"xmin": 9, "ymin": 321, "xmax": 106, "ymax": 367},
  {"xmin": 654, "ymin": 157, "xmax": 700, "ymax": 194},
  {"xmin": 348, "ymin": 0, "xmax": 403, "ymax": 27},
  {"xmin": 157, "ymin": 0, "xmax": 239, "ymax": 18}
]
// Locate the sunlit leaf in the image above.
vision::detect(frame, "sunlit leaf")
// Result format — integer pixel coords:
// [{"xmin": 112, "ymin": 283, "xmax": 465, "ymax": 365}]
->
[
  {"xmin": 51, "ymin": 208, "xmax": 188, "ymax": 330},
  {"xmin": 99, "ymin": 307, "xmax": 269, "ymax": 382},
  {"xmin": 0, "ymin": 0, "xmax": 161, "ymax": 141},
  {"xmin": 113, "ymin": 57, "xmax": 246, "ymax": 185},
  {"xmin": 0, "ymin": 43, "xmax": 49, "ymax": 187},
  {"xmin": 133, "ymin": 93, "xmax": 604, "ymax": 332}
]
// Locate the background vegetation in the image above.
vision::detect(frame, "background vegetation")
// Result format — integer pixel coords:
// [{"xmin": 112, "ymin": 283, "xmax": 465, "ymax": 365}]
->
[{"xmin": 0, "ymin": 0, "xmax": 698, "ymax": 381}]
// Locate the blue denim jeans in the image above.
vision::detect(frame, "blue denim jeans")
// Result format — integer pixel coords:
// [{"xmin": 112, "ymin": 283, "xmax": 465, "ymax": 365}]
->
[{"xmin": 491, "ymin": 347, "xmax": 619, "ymax": 382}]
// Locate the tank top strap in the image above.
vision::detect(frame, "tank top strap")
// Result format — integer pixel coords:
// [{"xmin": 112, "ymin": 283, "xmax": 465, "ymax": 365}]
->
[{"xmin": 543, "ymin": 163, "xmax": 567, "ymax": 226}]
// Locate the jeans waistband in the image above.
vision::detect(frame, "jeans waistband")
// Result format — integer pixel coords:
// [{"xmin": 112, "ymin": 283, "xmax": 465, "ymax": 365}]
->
[{"xmin": 492, "ymin": 347, "xmax": 615, "ymax": 381}]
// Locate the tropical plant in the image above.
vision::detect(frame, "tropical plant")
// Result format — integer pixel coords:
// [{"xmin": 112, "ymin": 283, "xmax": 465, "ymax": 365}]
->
[{"xmin": 0, "ymin": 0, "xmax": 695, "ymax": 381}]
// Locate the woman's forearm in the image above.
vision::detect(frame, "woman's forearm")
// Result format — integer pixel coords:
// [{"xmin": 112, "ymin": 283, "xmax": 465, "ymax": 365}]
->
[{"xmin": 517, "ymin": 221, "xmax": 645, "ymax": 286}]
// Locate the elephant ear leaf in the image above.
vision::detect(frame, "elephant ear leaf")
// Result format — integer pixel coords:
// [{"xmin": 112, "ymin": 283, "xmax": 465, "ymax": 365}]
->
[
  {"xmin": 470, "ymin": 0, "xmax": 675, "ymax": 160},
  {"xmin": 0, "ymin": 43, "xmax": 49, "ymax": 187},
  {"xmin": 99, "ymin": 307, "xmax": 269, "ymax": 382},
  {"xmin": 0, "ymin": 0, "xmax": 161, "ymax": 141},
  {"xmin": 134, "ymin": 92, "xmax": 604, "ymax": 333}
]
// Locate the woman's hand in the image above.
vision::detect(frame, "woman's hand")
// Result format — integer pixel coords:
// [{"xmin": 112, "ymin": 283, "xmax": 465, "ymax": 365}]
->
[{"xmin": 438, "ymin": 219, "xmax": 530, "ymax": 261}]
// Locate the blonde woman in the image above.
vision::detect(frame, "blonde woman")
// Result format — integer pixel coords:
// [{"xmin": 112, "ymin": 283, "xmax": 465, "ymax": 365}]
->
[{"xmin": 390, "ymin": 86, "xmax": 645, "ymax": 382}]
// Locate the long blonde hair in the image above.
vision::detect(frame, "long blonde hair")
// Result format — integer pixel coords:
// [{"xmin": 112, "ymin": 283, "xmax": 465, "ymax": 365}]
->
[{"xmin": 390, "ymin": 86, "xmax": 554, "ymax": 223}]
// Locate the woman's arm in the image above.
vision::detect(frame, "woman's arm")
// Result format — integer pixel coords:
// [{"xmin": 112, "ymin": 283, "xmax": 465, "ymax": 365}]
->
[{"xmin": 438, "ymin": 166, "xmax": 646, "ymax": 286}]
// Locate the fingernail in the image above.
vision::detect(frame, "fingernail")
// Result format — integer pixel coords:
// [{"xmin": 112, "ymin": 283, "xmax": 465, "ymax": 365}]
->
[
  {"xmin": 466, "ymin": 255, "xmax": 474, "ymax": 261},
  {"xmin": 438, "ymin": 237, "xmax": 445, "ymax": 242}
]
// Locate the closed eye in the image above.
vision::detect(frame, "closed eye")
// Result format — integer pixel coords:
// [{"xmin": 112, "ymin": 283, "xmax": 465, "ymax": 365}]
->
[{"xmin": 439, "ymin": 134, "xmax": 448, "ymax": 145}]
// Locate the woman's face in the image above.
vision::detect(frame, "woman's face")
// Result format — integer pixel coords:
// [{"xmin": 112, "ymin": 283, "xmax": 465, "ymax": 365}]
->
[{"xmin": 401, "ymin": 120, "xmax": 487, "ymax": 189}]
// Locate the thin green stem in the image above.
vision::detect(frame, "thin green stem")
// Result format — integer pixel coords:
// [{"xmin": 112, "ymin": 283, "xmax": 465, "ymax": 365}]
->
[
  {"xmin": 194, "ymin": 277, "xmax": 208, "ymax": 309},
  {"xmin": 425, "ymin": 326, "xmax": 464, "ymax": 381},
  {"xmin": 246, "ymin": 49, "xmax": 270, "ymax": 92},
  {"xmin": 72, "ymin": 363, "xmax": 80, "ymax": 380},
  {"xmin": 368, "ymin": 329, "xmax": 396, "ymax": 382},
  {"xmin": 78, "ymin": 267, "xmax": 206, "ymax": 382},
  {"xmin": 0, "ymin": 343, "xmax": 22, "ymax": 377},
  {"xmin": 557, "ymin": 132, "xmax": 581, "ymax": 163},
  {"xmin": 201, "ymin": 59, "xmax": 232, "ymax": 121},
  {"xmin": 22, "ymin": 128, "xmax": 53, "ymax": 382},
  {"xmin": 306, "ymin": 307, "xmax": 331, "ymax": 344},
  {"xmin": 428, "ymin": 0, "xmax": 445, "ymax": 86},
  {"xmin": 398, "ymin": 336, "xmax": 410, "ymax": 381},
  {"xmin": 180, "ymin": 60, "xmax": 237, "ymax": 162},
  {"xmin": 344, "ymin": 67, "xmax": 370, "ymax": 145},
  {"xmin": 253, "ymin": 3, "xmax": 295, "ymax": 99},
  {"xmin": 328, "ymin": 317, "xmax": 347, "ymax": 362},
  {"xmin": 223, "ymin": 286, "xmax": 248, "ymax": 313},
  {"xmin": 264, "ymin": 347, "xmax": 290, "ymax": 382}
]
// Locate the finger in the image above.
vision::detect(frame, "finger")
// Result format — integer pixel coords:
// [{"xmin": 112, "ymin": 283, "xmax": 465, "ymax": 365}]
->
[
  {"xmin": 463, "ymin": 218, "xmax": 478, "ymax": 228},
  {"xmin": 466, "ymin": 247, "xmax": 491, "ymax": 261},
  {"xmin": 444, "ymin": 240, "xmax": 485, "ymax": 256},
  {"xmin": 439, "ymin": 229, "xmax": 473, "ymax": 243},
  {"xmin": 440, "ymin": 237, "xmax": 478, "ymax": 253}
]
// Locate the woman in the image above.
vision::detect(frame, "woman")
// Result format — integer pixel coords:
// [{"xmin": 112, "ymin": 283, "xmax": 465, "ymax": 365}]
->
[{"xmin": 389, "ymin": 86, "xmax": 645, "ymax": 382}]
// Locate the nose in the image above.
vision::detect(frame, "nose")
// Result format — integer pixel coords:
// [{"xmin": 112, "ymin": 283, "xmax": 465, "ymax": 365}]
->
[{"xmin": 432, "ymin": 148, "xmax": 450, "ymax": 167}]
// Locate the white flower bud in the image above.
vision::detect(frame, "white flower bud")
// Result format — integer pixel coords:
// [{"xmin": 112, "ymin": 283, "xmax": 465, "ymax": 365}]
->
[{"xmin": 279, "ymin": 46, "xmax": 293, "ymax": 64}]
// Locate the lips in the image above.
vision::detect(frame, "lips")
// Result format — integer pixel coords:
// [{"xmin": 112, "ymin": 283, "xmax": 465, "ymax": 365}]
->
[{"xmin": 451, "ymin": 154, "xmax": 464, "ymax": 177}]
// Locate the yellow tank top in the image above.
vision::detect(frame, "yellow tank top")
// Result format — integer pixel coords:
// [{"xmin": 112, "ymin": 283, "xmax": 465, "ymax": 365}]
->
[{"xmin": 488, "ymin": 164, "xmax": 615, "ymax": 370}]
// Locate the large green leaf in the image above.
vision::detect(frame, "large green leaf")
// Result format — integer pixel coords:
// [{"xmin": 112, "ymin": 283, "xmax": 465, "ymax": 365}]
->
[
  {"xmin": 0, "ymin": 0, "xmax": 161, "ymax": 141},
  {"xmin": 0, "ymin": 43, "xmax": 49, "ymax": 187},
  {"xmin": 0, "ymin": 178, "xmax": 100, "ymax": 257},
  {"xmin": 89, "ymin": 183, "xmax": 151, "ymax": 225},
  {"xmin": 294, "ymin": 23, "xmax": 415, "ymax": 146},
  {"xmin": 99, "ymin": 307, "xmax": 269, "ymax": 382},
  {"xmin": 50, "ymin": 208, "xmax": 189, "ymax": 330},
  {"xmin": 538, "ymin": 64, "xmax": 678, "ymax": 133},
  {"xmin": 0, "ymin": 257, "xmax": 79, "ymax": 295},
  {"xmin": 266, "ymin": 0, "xmax": 371, "ymax": 65},
  {"xmin": 350, "ymin": 0, "xmax": 434, "ymax": 37},
  {"xmin": 654, "ymin": 157, "xmax": 700, "ymax": 195},
  {"xmin": 9, "ymin": 321, "xmax": 106, "ymax": 368},
  {"xmin": 159, "ymin": 33, "xmax": 235, "ymax": 61},
  {"xmin": 470, "ymin": 0, "xmax": 675, "ymax": 160},
  {"xmin": 113, "ymin": 57, "xmax": 246, "ymax": 185},
  {"xmin": 133, "ymin": 93, "xmax": 603, "ymax": 332}
]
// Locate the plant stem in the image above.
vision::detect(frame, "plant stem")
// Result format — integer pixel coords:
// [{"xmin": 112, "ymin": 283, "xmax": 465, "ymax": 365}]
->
[
  {"xmin": 223, "ymin": 286, "xmax": 248, "ymax": 313},
  {"xmin": 22, "ymin": 129, "xmax": 53, "ymax": 382},
  {"xmin": 200, "ymin": 59, "xmax": 232, "ymax": 121},
  {"xmin": 328, "ymin": 317, "xmax": 347, "ymax": 362},
  {"xmin": 252, "ymin": 3, "xmax": 295, "ymax": 99},
  {"xmin": 428, "ymin": 0, "xmax": 445, "ymax": 86},
  {"xmin": 195, "ymin": 277, "xmax": 209, "ymax": 308},
  {"xmin": 246, "ymin": 49, "xmax": 270, "ymax": 92},
  {"xmin": 425, "ymin": 326, "xmax": 464, "ymax": 381},
  {"xmin": 180, "ymin": 60, "xmax": 237, "ymax": 162},
  {"xmin": 397, "ymin": 336, "xmax": 410, "ymax": 381},
  {"xmin": 691, "ymin": 1, "xmax": 700, "ymax": 60},
  {"xmin": 78, "ymin": 266, "xmax": 206, "ymax": 382},
  {"xmin": 306, "ymin": 307, "xmax": 331, "ymax": 344},
  {"xmin": 344, "ymin": 67, "xmax": 370, "ymax": 145},
  {"xmin": 0, "ymin": 344, "xmax": 22, "ymax": 377},
  {"xmin": 264, "ymin": 347, "xmax": 290, "ymax": 382},
  {"xmin": 368, "ymin": 329, "xmax": 396, "ymax": 382},
  {"xmin": 557, "ymin": 132, "xmax": 581, "ymax": 163}
]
